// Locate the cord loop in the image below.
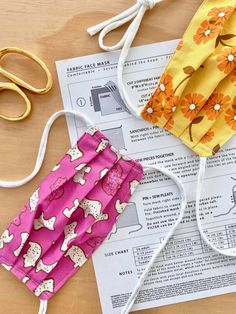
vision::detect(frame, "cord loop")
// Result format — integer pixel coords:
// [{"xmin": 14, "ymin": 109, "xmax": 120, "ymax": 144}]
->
[{"xmin": 138, "ymin": 0, "xmax": 159, "ymax": 10}]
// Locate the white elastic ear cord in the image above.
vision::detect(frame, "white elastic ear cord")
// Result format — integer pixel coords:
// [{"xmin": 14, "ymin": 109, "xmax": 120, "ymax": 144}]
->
[
  {"xmin": 87, "ymin": 0, "xmax": 164, "ymax": 118},
  {"xmin": 122, "ymin": 163, "xmax": 187, "ymax": 314},
  {"xmin": 38, "ymin": 300, "xmax": 48, "ymax": 314},
  {"xmin": 0, "ymin": 110, "xmax": 93, "ymax": 188},
  {"xmin": 196, "ymin": 157, "xmax": 236, "ymax": 257}
]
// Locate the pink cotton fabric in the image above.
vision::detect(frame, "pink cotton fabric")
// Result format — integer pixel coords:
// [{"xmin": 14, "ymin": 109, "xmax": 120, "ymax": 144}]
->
[{"xmin": 0, "ymin": 127, "xmax": 143, "ymax": 300}]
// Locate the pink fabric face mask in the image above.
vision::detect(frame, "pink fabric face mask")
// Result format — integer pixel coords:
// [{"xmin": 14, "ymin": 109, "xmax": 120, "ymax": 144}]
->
[{"xmin": 0, "ymin": 110, "xmax": 186, "ymax": 314}]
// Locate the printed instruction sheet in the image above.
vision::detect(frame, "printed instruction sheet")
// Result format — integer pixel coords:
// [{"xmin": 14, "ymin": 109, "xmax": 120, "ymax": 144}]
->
[{"xmin": 56, "ymin": 39, "xmax": 236, "ymax": 313}]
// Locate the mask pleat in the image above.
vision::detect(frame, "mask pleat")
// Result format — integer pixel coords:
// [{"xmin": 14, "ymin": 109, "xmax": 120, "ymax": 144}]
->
[
  {"xmin": 168, "ymin": 47, "xmax": 236, "ymax": 137},
  {"xmin": 180, "ymin": 70, "xmax": 236, "ymax": 155}
]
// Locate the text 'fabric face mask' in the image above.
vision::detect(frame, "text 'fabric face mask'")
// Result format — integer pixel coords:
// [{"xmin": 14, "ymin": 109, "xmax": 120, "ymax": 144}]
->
[
  {"xmin": 0, "ymin": 110, "xmax": 186, "ymax": 314},
  {"xmin": 88, "ymin": 0, "xmax": 236, "ymax": 311}
]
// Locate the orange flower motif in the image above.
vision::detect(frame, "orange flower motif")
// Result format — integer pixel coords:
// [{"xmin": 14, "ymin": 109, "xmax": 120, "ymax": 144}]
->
[
  {"xmin": 165, "ymin": 118, "xmax": 174, "ymax": 131},
  {"xmin": 156, "ymin": 73, "xmax": 173, "ymax": 100},
  {"xmin": 204, "ymin": 93, "xmax": 231, "ymax": 120},
  {"xmin": 163, "ymin": 95, "xmax": 179, "ymax": 120},
  {"xmin": 231, "ymin": 69, "xmax": 236, "ymax": 84},
  {"xmin": 200, "ymin": 129, "xmax": 214, "ymax": 144},
  {"xmin": 225, "ymin": 104, "xmax": 236, "ymax": 131},
  {"xmin": 208, "ymin": 6, "xmax": 234, "ymax": 26},
  {"xmin": 217, "ymin": 47, "xmax": 236, "ymax": 74},
  {"xmin": 181, "ymin": 93, "xmax": 205, "ymax": 120},
  {"xmin": 193, "ymin": 20, "xmax": 220, "ymax": 45},
  {"xmin": 141, "ymin": 97, "xmax": 163, "ymax": 124}
]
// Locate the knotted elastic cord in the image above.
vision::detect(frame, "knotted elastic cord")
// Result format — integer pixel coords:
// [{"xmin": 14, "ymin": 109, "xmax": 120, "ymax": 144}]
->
[
  {"xmin": 196, "ymin": 157, "xmax": 236, "ymax": 257},
  {"xmin": 87, "ymin": 0, "xmax": 164, "ymax": 118},
  {"xmin": 122, "ymin": 163, "xmax": 187, "ymax": 314},
  {"xmin": 38, "ymin": 300, "xmax": 48, "ymax": 314},
  {"xmin": 0, "ymin": 110, "xmax": 93, "ymax": 188}
]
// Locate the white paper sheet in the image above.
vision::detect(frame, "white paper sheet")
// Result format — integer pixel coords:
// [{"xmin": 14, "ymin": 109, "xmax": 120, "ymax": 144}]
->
[{"xmin": 56, "ymin": 39, "xmax": 236, "ymax": 314}]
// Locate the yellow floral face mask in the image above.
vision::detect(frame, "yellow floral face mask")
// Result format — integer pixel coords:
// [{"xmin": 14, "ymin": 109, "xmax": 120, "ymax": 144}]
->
[
  {"xmin": 141, "ymin": 0, "xmax": 236, "ymax": 157},
  {"xmin": 88, "ymin": 0, "xmax": 236, "ymax": 158}
]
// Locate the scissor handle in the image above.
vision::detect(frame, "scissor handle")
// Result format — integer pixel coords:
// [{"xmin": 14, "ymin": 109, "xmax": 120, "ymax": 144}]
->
[
  {"xmin": 0, "ymin": 82, "xmax": 31, "ymax": 121},
  {"xmin": 0, "ymin": 47, "xmax": 53, "ymax": 94}
]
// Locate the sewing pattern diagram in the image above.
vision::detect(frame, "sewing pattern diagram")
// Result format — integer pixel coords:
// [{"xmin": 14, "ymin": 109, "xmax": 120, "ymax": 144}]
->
[
  {"xmin": 101, "ymin": 126, "xmax": 126, "ymax": 150},
  {"xmin": 214, "ymin": 177, "xmax": 236, "ymax": 218},
  {"xmin": 90, "ymin": 81, "xmax": 129, "ymax": 115},
  {"xmin": 108, "ymin": 202, "xmax": 142, "ymax": 239}
]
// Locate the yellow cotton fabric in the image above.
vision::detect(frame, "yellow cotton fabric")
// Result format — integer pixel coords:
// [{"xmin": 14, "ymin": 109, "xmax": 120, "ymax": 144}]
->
[{"xmin": 141, "ymin": 0, "xmax": 236, "ymax": 157}]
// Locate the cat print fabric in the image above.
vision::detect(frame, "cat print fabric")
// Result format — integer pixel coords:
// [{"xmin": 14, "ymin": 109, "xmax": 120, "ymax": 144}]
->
[{"xmin": 0, "ymin": 128, "xmax": 143, "ymax": 300}]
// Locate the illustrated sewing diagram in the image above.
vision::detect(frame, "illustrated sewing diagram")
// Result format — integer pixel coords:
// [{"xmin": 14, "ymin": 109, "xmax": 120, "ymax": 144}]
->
[
  {"xmin": 108, "ymin": 202, "xmax": 142, "ymax": 240},
  {"xmin": 90, "ymin": 80, "xmax": 130, "ymax": 115},
  {"xmin": 214, "ymin": 177, "xmax": 236, "ymax": 218},
  {"xmin": 101, "ymin": 125, "xmax": 126, "ymax": 150}
]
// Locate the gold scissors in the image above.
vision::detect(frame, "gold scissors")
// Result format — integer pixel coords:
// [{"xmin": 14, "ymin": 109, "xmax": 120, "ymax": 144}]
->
[{"xmin": 0, "ymin": 47, "xmax": 53, "ymax": 121}]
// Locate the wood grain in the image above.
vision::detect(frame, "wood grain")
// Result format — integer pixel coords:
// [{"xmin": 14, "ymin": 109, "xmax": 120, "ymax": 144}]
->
[{"xmin": 0, "ymin": 1, "xmax": 235, "ymax": 313}]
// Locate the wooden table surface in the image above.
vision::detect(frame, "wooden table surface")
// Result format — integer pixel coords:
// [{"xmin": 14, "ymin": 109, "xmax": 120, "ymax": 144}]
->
[{"xmin": 0, "ymin": 0, "xmax": 235, "ymax": 313}]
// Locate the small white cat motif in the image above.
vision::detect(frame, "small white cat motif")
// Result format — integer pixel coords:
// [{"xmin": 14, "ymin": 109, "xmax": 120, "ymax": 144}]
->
[
  {"xmin": 23, "ymin": 242, "xmax": 42, "ymax": 268},
  {"xmin": 36, "ymin": 259, "xmax": 58, "ymax": 273},
  {"xmin": 130, "ymin": 180, "xmax": 139, "ymax": 195},
  {"xmin": 80, "ymin": 198, "xmax": 102, "ymax": 219},
  {"xmin": 110, "ymin": 146, "xmax": 122, "ymax": 161},
  {"xmin": 73, "ymin": 165, "xmax": 91, "ymax": 185},
  {"xmin": 35, "ymin": 279, "xmax": 54, "ymax": 297},
  {"xmin": 96, "ymin": 139, "xmax": 109, "ymax": 153},
  {"xmin": 34, "ymin": 213, "xmax": 56, "ymax": 231},
  {"xmin": 67, "ymin": 144, "xmax": 83, "ymax": 161},
  {"xmin": 86, "ymin": 126, "xmax": 99, "ymax": 136},
  {"xmin": 61, "ymin": 221, "xmax": 77, "ymax": 251},
  {"xmin": 51, "ymin": 164, "xmax": 61, "ymax": 172},
  {"xmin": 14, "ymin": 232, "xmax": 29, "ymax": 257},
  {"xmin": 22, "ymin": 276, "xmax": 30, "ymax": 283},
  {"xmin": 63, "ymin": 199, "xmax": 79, "ymax": 218},
  {"xmin": 29, "ymin": 188, "xmax": 40, "ymax": 212},
  {"xmin": 64, "ymin": 245, "xmax": 87, "ymax": 268},
  {"xmin": 0, "ymin": 229, "xmax": 14, "ymax": 249},
  {"xmin": 86, "ymin": 213, "xmax": 109, "ymax": 233},
  {"xmin": 115, "ymin": 200, "xmax": 127, "ymax": 214},
  {"xmin": 100, "ymin": 168, "xmax": 109, "ymax": 179},
  {"xmin": 74, "ymin": 163, "xmax": 86, "ymax": 171}
]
